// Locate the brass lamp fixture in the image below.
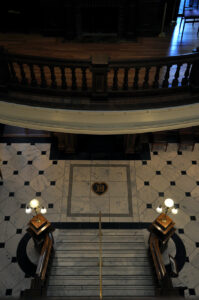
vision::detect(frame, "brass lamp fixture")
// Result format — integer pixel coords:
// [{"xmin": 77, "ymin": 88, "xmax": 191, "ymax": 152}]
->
[
  {"xmin": 156, "ymin": 198, "xmax": 178, "ymax": 222},
  {"xmin": 25, "ymin": 198, "xmax": 47, "ymax": 222}
]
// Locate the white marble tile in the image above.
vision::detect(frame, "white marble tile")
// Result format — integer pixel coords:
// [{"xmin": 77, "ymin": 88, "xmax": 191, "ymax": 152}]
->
[
  {"xmin": 19, "ymin": 165, "xmax": 38, "ymax": 181},
  {"xmin": 90, "ymin": 166, "xmax": 109, "ymax": 181},
  {"xmin": 135, "ymin": 165, "xmax": 155, "ymax": 181},
  {"xmin": 0, "ymin": 198, "xmax": 20, "ymax": 216},
  {"xmin": 172, "ymin": 155, "xmax": 193, "ymax": 170},
  {"xmin": 0, "ymin": 263, "xmax": 25, "ymax": 289},
  {"xmin": 187, "ymin": 165, "xmax": 199, "ymax": 180},
  {"xmin": 73, "ymin": 166, "xmax": 91, "ymax": 181},
  {"xmin": 161, "ymin": 165, "xmax": 181, "ymax": 181},
  {"xmin": 108, "ymin": 167, "xmax": 127, "ymax": 182},
  {"xmin": 90, "ymin": 196, "xmax": 110, "ymax": 214},
  {"xmin": 137, "ymin": 186, "xmax": 158, "ymax": 203},
  {"xmin": 179, "ymin": 263, "xmax": 199, "ymax": 288},
  {"xmin": 22, "ymin": 146, "xmax": 41, "ymax": 161},
  {"xmin": 164, "ymin": 186, "xmax": 185, "ymax": 203},
  {"xmin": 8, "ymin": 156, "xmax": 27, "ymax": 171},
  {"xmin": 0, "ymin": 186, "xmax": 10, "ymax": 202},
  {"xmin": 108, "ymin": 181, "xmax": 128, "ymax": 197},
  {"xmin": 0, "ymin": 165, "xmax": 13, "ymax": 179},
  {"xmin": 71, "ymin": 181, "xmax": 91, "ymax": 197},
  {"xmin": 15, "ymin": 186, "xmax": 36, "ymax": 203},
  {"xmin": 0, "ymin": 249, "xmax": 11, "ymax": 271},
  {"xmin": 30, "ymin": 175, "xmax": 49, "ymax": 191},
  {"xmin": 180, "ymin": 234, "xmax": 196, "ymax": 256},
  {"xmin": 42, "ymin": 187, "xmax": 62, "ymax": 207},
  {"xmin": 184, "ymin": 221, "xmax": 199, "ymax": 242},
  {"xmin": 175, "ymin": 175, "xmax": 197, "ymax": 192},
  {"xmin": 45, "ymin": 165, "xmax": 65, "ymax": 181},
  {"xmin": 3, "ymin": 176, "xmax": 24, "ymax": 192},
  {"xmin": 33, "ymin": 156, "xmax": 52, "ymax": 170},
  {"xmin": 110, "ymin": 197, "xmax": 129, "ymax": 214},
  {"xmin": 150, "ymin": 176, "xmax": 170, "ymax": 192},
  {"xmin": 71, "ymin": 196, "xmax": 90, "ymax": 214},
  {"xmin": 189, "ymin": 249, "xmax": 199, "ymax": 269},
  {"xmin": 5, "ymin": 234, "xmax": 23, "ymax": 257},
  {"xmin": 181, "ymin": 198, "xmax": 199, "ymax": 215}
]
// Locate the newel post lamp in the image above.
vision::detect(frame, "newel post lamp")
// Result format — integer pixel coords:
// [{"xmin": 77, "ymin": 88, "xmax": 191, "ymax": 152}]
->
[
  {"xmin": 149, "ymin": 198, "xmax": 178, "ymax": 251},
  {"xmin": 25, "ymin": 199, "xmax": 52, "ymax": 250},
  {"xmin": 25, "ymin": 198, "xmax": 47, "ymax": 221},
  {"xmin": 156, "ymin": 198, "xmax": 178, "ymax": 221}
]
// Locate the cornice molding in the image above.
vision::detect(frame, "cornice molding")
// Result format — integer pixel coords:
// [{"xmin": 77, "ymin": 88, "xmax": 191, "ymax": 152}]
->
[{"xmin": 1, "ymin": 101, "xmax": 199, "ymax": 134}]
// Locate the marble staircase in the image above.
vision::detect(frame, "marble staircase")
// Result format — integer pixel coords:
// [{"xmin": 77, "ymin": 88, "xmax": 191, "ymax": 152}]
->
[{"xmin": 47, "ymin": 229, "xmax": 157, "ymax": 297}]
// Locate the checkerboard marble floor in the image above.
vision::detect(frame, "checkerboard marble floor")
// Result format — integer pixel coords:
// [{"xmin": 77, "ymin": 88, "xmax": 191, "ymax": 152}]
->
[{"xmin": 0, "ymin": 142, "xmax": 199, "ymax": 297}]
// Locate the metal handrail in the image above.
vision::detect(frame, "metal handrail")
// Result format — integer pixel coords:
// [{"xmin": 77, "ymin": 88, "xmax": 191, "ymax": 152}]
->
[{"xmin": 98, "ymin": 211, "xmax": 103, "ymax": 300}]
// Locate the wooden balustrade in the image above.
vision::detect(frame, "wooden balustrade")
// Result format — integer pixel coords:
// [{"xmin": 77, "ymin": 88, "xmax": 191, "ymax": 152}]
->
[{"xmin": 0, "ymin": 47, "xmax": 199, "ymax": 108}]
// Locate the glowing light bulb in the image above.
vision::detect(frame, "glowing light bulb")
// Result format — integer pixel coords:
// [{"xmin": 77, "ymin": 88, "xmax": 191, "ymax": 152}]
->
[
  {"xmin": 164, "ymin": 198, "xmax": 174, "ymax": 208},
  {"xmin": 171, "ymin": 207, "xmax": 178, "ymax": 214},
  {"xmin": 25, "ymin": 206, "xmax": 32, "ymax": 214},
  {"xmin": 156, "ymin": 206, "xmax": 163, "ymax": 213},
  {"xmin": 29, "ymin": 198, "xmax": 39, "ymax": 209},
  {"xmin": 40, "ymin": 207, "xmax": 47, "ymax": 214}
]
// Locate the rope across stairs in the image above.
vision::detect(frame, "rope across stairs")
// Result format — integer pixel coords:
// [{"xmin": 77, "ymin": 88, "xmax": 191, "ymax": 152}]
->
[{"xmin": 46, "ymin": 228, "xmax": 157, "ymax": 298}]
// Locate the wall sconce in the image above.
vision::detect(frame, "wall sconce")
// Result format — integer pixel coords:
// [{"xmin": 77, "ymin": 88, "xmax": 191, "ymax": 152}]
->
[
  {"xmin": 156, "ymin": 198, "xmax": 178, "ymax": 221},
  {"xmin": 25, "ymin": 198, "xmax": 47, "ymax": 216}
]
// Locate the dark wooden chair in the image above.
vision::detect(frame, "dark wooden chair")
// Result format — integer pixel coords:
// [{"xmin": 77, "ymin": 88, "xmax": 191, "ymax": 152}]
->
[
  {"xmin": 179, "ymin": 0, "xmax": 199, "ymax": 40},
  {"xmin": 151, "ymin": 131, "xmax": 169, "ymax": 152},
  {"xmin": 178, "ymin": 128, "xmax": 195, "ymax": 151}
]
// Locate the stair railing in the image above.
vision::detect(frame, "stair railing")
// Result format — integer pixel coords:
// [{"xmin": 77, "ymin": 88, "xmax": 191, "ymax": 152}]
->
[
  {"xmin": 98, "ymin": 211, "xmax": 103, "ymax": 300},
  {"xmin": 21, "ymin": 232, "xmax": 54, "ymax": 298}
]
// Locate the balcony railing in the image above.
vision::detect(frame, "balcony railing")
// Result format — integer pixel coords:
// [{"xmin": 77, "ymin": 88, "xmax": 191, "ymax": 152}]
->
[{"xmin": 0, "ymin": 46, "xmax": 199, "ymax": 110}]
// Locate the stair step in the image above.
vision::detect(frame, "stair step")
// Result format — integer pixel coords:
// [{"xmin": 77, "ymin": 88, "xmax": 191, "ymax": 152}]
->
[
  {"xmin": 50, "ymin": 266, "xmax": 152, "ymax": 276},
  {"xmin": 47, "ymin": 229, "xmax": 156, "ymax": 297},
  {"xmin": 58, "ymin": 230, "xmax": 143, "ymax": 236},
  {"xmin": 48, "ymin": 276, "xmax": 154, "ymax": 286},
  {"xmin": 52, "ymin": 258, "xmax": 150, "ymax": 267},
  {"xmin": 55, "ymin": 242, "xmax": 146, "ymax": 250},
  {"xmin": 47, "ymin": 286, "xmax": 155, "ymax": 297},
  {"xmin": 56, "ymin": 235, "xmax": 145, "ymax": 243}
]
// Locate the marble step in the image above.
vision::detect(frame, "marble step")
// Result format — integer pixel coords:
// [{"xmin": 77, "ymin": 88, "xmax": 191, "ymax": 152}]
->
[
  {"xmin": 57, "ymin": 229, "xmax": 143, "ymax": 236},
  {"xmin": 56, "ymin": 235, "xmax": 144, "ymax": 243},
  {"xmin": 55, "ymin": 242, "xmax": 146, "ymax": 251},
  {"xmin": 50, "ymin": 266, "xmax": 152, "ymax": 276},
  {"xmin": 47, "ymin": 285, "xmax": 156, "ymax": 297},
  {"xmin": 52, "ymin": 257, "xmax": 150, "ymax": 267},
  {"xmin": 54, "ymin": 249, "xmax": 148, "ymax": 258},
  {"xmin": 48, "ymin": 275, "xmax": 154, "ymax": 286}
]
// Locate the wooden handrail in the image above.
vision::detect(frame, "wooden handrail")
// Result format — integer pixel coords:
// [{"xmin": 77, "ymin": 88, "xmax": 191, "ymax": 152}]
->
[
  {"xmin": 36, "ymin": 232, "xmax": 53, "ymax": 282},
  {"xmin": 149, "ymin": 233, "xmax": 166, "ymax": 282}
]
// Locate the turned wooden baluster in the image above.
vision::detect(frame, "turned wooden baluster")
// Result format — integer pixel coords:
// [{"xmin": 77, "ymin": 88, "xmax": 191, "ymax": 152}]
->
[
  {"xmin": 39, "ymin": 64, "xmax": 47, "ymax": 88},
  {"xmin": 82, "ymin": 67, "xmax": 87, "ymax": 90},
  {"xmin": 133, "ymin": 67, "xmax": 139, "ymax": 89},
  {"xmin": 19, "ymin": 62, "xmax": 28, "ymax": 85},
  {"xmin": 71, "ymin": 67, "xmax": 77, "ymax": 90},
  {"xmin": 123, "ymin": 67, "xmax": 129, "ymax": 90},
  {"xmin": 49, "ymin": 65, "xmax": 57, "ymax": 89},
  {"xmin": 143, "ymin": 66, "xmax": 150, "ymax": 89},
  {"xmin": 29, "ymin": 63, "xmax": 37, "ymax": 87},
  {"xmin": 182, "ymin": 62, "xmax": 191, "ymax": 86},
  {"xmin": 162, "ymin": 64, "xmax": 171, "ymax": 88},
  {"xmin": 60, "ymin": 66, "xmax": 67, "ymax": 89},
  {"xmin": 172, "ymin": 63, "xmax": 182, "ymax": 87},
  {"xmin": 9, "ymin": 61, "xmax": 19, "ymax": 84},
  {"xmin": 153, "ymin": 65, "xmax": 161, "ymax": 89},
  {"xmin": 112, "ymin": 67, "xmax": 119, "ymax": 90}
]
